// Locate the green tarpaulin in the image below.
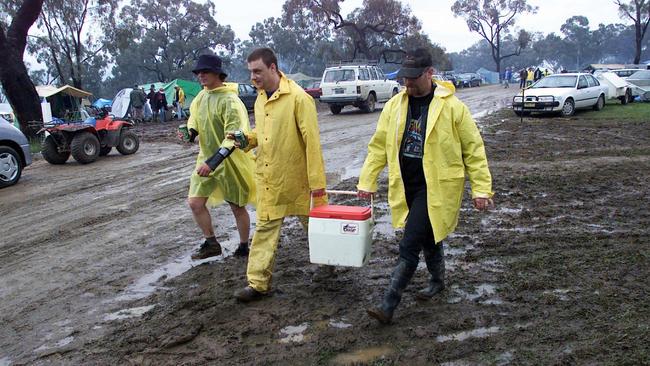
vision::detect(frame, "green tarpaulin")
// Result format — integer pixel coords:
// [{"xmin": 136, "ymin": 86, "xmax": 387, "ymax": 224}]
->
[{"xmin": 139, "ymin": 79, "xmax": 202, "ymax": 107}]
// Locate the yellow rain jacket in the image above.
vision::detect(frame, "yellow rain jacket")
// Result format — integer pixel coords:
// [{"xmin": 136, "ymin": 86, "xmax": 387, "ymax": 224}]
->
[
  {"xmin": 358, "ymin": 79, "xmax": 493, "ymax": 243},
  {"xmin": 187, "ymin": 83, "xmax": 256, "ymax": 207},
  {"xmin": 244, "ymin": 73, "xmax": 326, "ymax": 220},
  {"xmin": 177, "ymin": 87, "xmax": 185, "ymax": 104}
]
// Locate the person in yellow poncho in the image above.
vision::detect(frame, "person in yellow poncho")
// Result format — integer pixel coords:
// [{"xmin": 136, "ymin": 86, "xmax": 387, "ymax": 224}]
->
[
  {"xmin": 184, "ymin": 54, "xmax": 256, "ymax": 260},
  {"xmin": 232, "ymin": 48, "xmax": 328, "ymax": 302},
  {"xmin": 357, "ymin": 48, "xmax": 494, "ymax": 324}
]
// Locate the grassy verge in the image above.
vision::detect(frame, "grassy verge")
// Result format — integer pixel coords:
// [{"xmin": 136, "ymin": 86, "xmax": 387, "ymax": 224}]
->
[{"xmin": 582, "ymin": 101, "xmax": 650, "ymax": 121}]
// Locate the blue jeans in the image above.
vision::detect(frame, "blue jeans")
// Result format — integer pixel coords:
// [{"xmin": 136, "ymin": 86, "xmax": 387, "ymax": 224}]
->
[
  {"xmin": 176, "ymin": 103, "xmax": 185, "ymax": 119},
  {"xmin": 158, "ymin": 108, "xmax": 166, "ymax": 122}
]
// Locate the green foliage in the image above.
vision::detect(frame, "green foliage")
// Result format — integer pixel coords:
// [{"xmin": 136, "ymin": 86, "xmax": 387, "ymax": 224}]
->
[
  {"xmin": 103, "ymin": 0, "xmax": 235, "ymax": 96},
  {"xmin": 28, "ymin": 0, "xmax": 118, "ymax": 90},
  {"xmin": 281, "ymin": 0, "xmax": 450, "ymax": 68},
  {"xmin": 451, "ymin": 0, "xmax": 537, "ymax": 73}
]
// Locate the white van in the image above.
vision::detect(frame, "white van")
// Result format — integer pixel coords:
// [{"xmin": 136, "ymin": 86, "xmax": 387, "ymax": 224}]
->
[{"xmin": 320, "ymin": 63, "xmax": 400, "ymax": 114}]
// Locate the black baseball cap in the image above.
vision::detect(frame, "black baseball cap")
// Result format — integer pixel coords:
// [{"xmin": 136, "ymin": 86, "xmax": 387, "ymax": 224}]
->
[{"xmin": 396, "ymin": 48, "xmax": 433, "ymax": 79}]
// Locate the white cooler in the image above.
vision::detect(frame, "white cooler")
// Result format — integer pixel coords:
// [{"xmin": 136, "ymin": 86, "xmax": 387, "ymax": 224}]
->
[{"xmin": 308, "ymin": 190, "xmax": 374, "ymax": 267}]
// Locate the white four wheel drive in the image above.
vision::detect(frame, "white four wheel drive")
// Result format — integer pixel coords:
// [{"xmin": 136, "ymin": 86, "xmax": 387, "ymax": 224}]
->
[{"xmin": 320, "ymin": 62, "xmax": 400, "ymax": 115}]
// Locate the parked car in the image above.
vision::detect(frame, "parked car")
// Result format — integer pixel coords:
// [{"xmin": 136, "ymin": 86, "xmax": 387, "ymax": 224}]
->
[
  {"xmin": 320, "ymin": 63, "xmax": 400, "ymax": 114},
  {"xmin": 0, "ymin": 116, "xmax": 32, "ymax": 188},
  {"xmin": 512, "ymin": 73, "xmax": 608, "ymax": 117},
  {"xmin": 442, "ymin": 71, "xmax": 458, "ymax": 86},
  {"xmin": 455, "ymin": 73, "xmax": 482, "ymax": 88},
  {"xmin": 238, "ymin": 83, "xmax": 257, "ymax": 111},
  {"xmin": 303, "ymin": 81, "xmax": 322, "ymax": 99},
  {"xmin": 433, "ymin": 74, "xmax": 449, "ymax": 82}
]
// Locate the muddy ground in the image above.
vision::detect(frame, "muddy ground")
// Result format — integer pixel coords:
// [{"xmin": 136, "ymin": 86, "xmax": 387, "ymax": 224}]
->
[{"xmin": 1, "ymin": 85, "xmax": 648, "ymax": 365}]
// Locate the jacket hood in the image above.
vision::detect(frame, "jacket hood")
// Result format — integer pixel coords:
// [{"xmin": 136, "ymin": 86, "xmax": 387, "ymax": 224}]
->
[{"xmin": 433, "ymin": 79, "xmax": 456, "ymax": 97}]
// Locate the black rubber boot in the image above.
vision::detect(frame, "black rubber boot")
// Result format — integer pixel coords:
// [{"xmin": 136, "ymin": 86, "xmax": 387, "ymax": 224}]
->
[
  {"xmin": 416, "ymin": 244, "xmax": 445, "ymax": 300},
  {"xmin": 233, "ymin": 241, "xmax": 250, "ymax": 257},
  {"xmin": 367, "ymin": 260, "xmax": 417, "ymax": 324}
]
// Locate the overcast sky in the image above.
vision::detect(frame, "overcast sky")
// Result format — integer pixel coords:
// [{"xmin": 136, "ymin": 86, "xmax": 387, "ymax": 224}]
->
[{"xmin": 216, "ymin": 0, "xmax": 627, "ymax": 53}]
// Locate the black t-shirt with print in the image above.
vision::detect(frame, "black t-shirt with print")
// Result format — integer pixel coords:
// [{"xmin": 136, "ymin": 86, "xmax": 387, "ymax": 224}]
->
[{"xmin": 400, "ymin": 85, "xmax": 435, "ymax": 190}]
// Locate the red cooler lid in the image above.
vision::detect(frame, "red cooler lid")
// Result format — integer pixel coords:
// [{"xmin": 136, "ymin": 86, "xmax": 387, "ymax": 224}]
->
[{"xmin": 309, "ymin": 205, "xmax": 371, "ymax": 220}]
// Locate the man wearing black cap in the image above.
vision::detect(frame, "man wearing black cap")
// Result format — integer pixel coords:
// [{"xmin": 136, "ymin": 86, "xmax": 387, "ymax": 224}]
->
[
  {"xmin": 147, "ymin": 84, "xmax": 157, "ymax": 122},
  {"xmin": 357, "ymin": 48, "xmax": 494, "ymax": 324},
  {"xmin": 183, "ymin": 54, "xmax": 256, "ymax": 260}
]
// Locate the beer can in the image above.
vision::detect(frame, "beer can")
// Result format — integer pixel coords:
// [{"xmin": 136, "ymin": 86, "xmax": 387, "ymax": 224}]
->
[
  {"xmin": 233, "ymin": 130, "xmax": 248, "ymax": 149},
  {"xmin": 178, "ymin": 124, "xmax": 189, "ymax": 142}
]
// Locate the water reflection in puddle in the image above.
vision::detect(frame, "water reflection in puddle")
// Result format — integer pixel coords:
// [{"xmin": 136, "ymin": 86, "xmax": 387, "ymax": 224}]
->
[
  {"xmin": 329, "ymin": 319, "xmax": 352, "ymax": 329},
  {"xmin": 103, "ymin": 305, "xmax": 156, "ymax": 321},
  {"xmin": 436, "ymin": 326, "xmax": 500, "ymax": 342},
  {"xmin": 543, "ymin": 288, "xmax": 572, "ymax": 301},
  {"xmin": 332, "ymin": 346, "xmax": 394, "ymax": 365},
  {"xmin": 448, "ymin": 284, "xmax": 502, "ymax": 305},
  {"xmin": 112, "ymin": 237, "xmax": 240, "ymax": 302},
  {"xmin": 34, "ymin": 336, "xmax": 75, "ymax": 353},
  {"xmin": 279, "ymin": 323, "xmax": 309, "ymax": 343}
]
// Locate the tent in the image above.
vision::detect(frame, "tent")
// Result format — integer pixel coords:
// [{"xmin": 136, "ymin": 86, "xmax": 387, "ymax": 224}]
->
[
  {"xmin": 385, "ymin": 70, "xmax": 399, "ymax": 80},
  {"xmin": 113, "ymin": 79, "xmax": 203, "ymax": 119},
  {"xmin": 92, "ymin": 98, "xmax": 112, "ymax": 109},
  {"xmin": 476, "ymin": 67, "xmax": 500, "ymax": 84},
  {"xmin": 35, "ymin": 84, "xmax": 92, "ymax": 122}
]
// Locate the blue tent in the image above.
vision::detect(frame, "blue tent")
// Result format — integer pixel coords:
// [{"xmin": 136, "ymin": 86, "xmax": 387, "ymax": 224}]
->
[
  {"xmin": 476, "ymin": 67, "xmax": 500, "ymax": 84},
  {"xmin": 92, "ymin": 98, "xmax": 112, "ymax": 108},
  {"xmin": 385, "ymin": 70, "xmax": 399, "ymax": 80}
]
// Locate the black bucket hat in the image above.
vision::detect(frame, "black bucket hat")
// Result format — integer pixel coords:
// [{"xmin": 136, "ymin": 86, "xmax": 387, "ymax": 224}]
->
[
  {"xmin": 192, "ymin": 54, "xmax": 228, "ymax": 77},
  {"xmin": 396, "ymin": 48, "xmax": 433, "ymax": 79}
]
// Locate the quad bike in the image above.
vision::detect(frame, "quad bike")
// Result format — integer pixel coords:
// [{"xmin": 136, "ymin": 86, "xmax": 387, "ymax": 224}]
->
[{"xmin": 37, "ymin": 111, "xmax": 140, "ymax": 165}]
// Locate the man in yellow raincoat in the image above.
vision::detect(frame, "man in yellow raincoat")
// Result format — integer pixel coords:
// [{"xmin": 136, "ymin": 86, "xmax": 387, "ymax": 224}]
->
[
  {"xmin": 357, "ymin": 48, "xmax": 494, "ymax": 324},
  {"xmin": 185, "ymin": 54, "xmax": 256, "ymax": 260},
  {"xmin": 233, "ymin": 48, "xmax": 327, "ymax": 302}
]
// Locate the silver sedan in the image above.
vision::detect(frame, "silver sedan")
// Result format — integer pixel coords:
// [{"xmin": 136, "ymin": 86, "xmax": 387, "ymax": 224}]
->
[{"xmin": 513, "ymin": 73, "xmax": 608, "ymax": 116}]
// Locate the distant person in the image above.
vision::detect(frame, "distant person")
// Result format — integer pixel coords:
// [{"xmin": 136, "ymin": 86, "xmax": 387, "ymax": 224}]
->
[
  {"xmin": 519, "ymin": 68, "xmax": 527, "ymax": 88},
  {"xmin": 526, "ymin": 68, "xmax": 534, "ymax": 87},
  {"xmin": 504, "ymin": 67, "xmax": 512, "ymax": 89},
  {"xmin": 129, "ymin": 84, "xmax": 146, "ymax": 122},
  {"xmin": 357, "ymin": 48, "xmax": 494, "ymax": 324},
  {"xmin": 154, "ymin": 87, "xmax": 168, "ymax": 122},
  {"xmin": 142, "ymin": 88, "xmax": 152, "ymax": 121},
  {"xmin": 174, "ymin": 85, "xmax": 186, "ymax": 120},
  {"xmin": 233, "ymin": 47, "xmax": 328, "ymax": 303},
  {"xmin": 182, "ymin": 54, "xmax": 256, "ymax": 260},
  {"xmin": 147, "ymin": 85, "xmax": 157, "ymax": 122},
  {"xmin": 544, "ymin": 68, "xmax": 550, "ymax": 77},
  {"xmin": 534, "ymin": 67, "xmax": 543, "ymax": 82}
]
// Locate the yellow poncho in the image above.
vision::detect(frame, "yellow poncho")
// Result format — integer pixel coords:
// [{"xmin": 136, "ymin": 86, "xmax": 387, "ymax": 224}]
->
[{"xmin": 187, "ymin": 83, "xmax": 256, "ymax": 207}]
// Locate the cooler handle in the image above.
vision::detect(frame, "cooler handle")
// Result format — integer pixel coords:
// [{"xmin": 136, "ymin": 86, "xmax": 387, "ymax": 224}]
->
[{"xmin": 310, "ymin": 189, "xmax": 374, "ymax": 221}]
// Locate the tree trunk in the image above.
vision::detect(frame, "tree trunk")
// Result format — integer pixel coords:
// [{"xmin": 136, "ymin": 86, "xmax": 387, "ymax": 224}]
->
[
  {"xmin": 634, "ymin": 28, "xmax": 642, "ymax": 64},
  {"xmin": 0, "ymin": 0, "xmax": 45, "ymax": 138},
  {"xmin": 0, "ymin": 53, "xmax": 42, "ymax": 137}
]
